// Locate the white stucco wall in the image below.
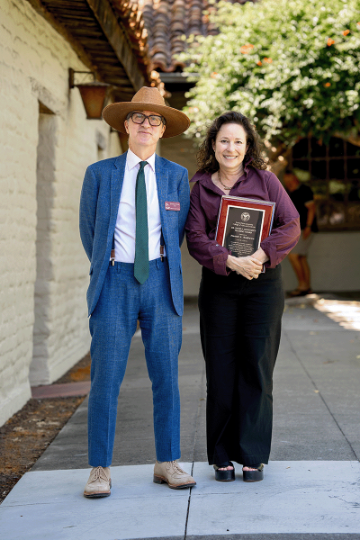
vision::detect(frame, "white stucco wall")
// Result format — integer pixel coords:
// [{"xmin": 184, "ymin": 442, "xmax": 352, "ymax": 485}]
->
[
  {"xmin": 0, "ymin": 0, "xmax": 121, "ymax": 426},
  {"xmin": 182, "ymin": 232, "xmax": 360, "ymax": 297},
  {"xmin": 282, "ymin": 232, "xmax": 360, "ymax": 292}
]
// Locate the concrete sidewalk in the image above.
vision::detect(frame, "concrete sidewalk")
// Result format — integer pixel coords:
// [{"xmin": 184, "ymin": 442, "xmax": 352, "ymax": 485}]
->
[{"xmin": 1, "ymin": 297, "xmax": 360, "ymax": 540}]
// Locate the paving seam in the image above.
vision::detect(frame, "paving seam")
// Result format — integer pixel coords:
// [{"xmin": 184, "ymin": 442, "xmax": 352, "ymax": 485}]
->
[
  {"xmin": 184, "ymin": 485, "xmax": 192, "ymax": 540},
  {"xmin": 123, "ymin": 536, "xmax": 360, "ymax": 540},
  {"xmin": 191, "ymin": 364, "xmax": 206, "ymax": 462},
  {"xmin": 2, "ymin": 462, "xmax": 359, "ymax": 537},
  {"xmin": 283, "ymin": 327, "xmax": 358, "ymax": 460},
  {"xmin": 184, "ymin": 365, "xmax": 205, "ymax": 540},
  {"xmin": 122, "ymin": 537, "xmax": 360, "ymax": 540}
]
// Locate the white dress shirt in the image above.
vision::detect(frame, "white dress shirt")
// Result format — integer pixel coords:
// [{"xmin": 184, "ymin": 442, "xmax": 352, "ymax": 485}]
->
[{"xmin": 114, "ymin": 149, "xmax": 163, "ymax": 262}]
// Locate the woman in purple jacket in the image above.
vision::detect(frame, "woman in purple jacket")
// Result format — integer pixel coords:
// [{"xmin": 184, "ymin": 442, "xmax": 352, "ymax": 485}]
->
[{"xmin": 185, "ymin": 112, "xmax": 300, "ymax": 483}]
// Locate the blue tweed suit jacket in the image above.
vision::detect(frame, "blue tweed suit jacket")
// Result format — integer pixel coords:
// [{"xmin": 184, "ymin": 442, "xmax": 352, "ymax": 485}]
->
[{"xmin": 79, "ymin": 151, "xmax": 190, "ymax": 317}]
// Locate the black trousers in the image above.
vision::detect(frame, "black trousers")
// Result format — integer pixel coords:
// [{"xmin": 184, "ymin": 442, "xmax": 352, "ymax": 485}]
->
[{"xmin": 198, "ymin": 265, "xmax": 284, "ymax": 467}]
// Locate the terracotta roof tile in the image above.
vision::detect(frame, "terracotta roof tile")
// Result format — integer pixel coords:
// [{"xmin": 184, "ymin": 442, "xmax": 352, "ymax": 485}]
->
[
  {"xmin": 110, "ymin": 0, "xmax": 162, "ymax": 89},
  {"xmin": 111, "ymin": 0, "xmax": 257, "ymax": 78},
  {"xmin": 143, "ymin": 0, "xmax": 257, "ymax": 72}
]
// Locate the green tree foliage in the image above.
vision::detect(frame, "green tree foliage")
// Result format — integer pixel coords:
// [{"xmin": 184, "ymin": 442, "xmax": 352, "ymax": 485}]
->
[{"xmin": 180, "ymin": 0, "xmax": 360, "ymax": 146}]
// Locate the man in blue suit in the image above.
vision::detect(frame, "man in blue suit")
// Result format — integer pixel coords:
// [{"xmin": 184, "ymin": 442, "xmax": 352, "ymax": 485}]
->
[{"xmin": 80, "ymin": 87, "xmax": 195, "ymax": 497}]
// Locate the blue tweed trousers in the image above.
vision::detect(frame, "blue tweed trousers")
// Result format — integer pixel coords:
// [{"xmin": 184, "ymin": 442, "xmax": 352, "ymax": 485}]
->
[{"xmin": 88, "ymin": 258, "xmax": 182, "ymax": 467}]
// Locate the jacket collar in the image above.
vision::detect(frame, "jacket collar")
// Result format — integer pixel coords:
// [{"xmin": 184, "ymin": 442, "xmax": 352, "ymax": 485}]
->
[
  {"xmin": 114, "ymin": 151, "xmax": 128, "ymax": 170},
  {"xmin": 154, "ymin": 154, "xmax": 168, "ymax": 231},
  {"xmin": 109, "ymin": 153, "xmax": 127, "ymax": 242}
]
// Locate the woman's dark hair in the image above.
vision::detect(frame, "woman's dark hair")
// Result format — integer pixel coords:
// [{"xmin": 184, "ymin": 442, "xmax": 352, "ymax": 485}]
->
[{"xmin": 197, "ymin": 111, "xmax": 267, "ymax": 173}]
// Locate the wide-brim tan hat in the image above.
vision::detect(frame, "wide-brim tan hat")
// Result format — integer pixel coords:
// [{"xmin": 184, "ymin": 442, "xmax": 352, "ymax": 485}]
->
[{"xmin": 102, "ymin": 86, "xmax": 190, "ymax": 138}]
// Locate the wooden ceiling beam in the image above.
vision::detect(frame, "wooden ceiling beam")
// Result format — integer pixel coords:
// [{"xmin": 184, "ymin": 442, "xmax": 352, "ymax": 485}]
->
[
  {"xmin": 100, "ymin": 74, "xmax": 131, "ymax": 82},
  {"xmin": 85, "ymin": 0, "xmax": 145, "ymax": 92},
  {"xmin": 26, "ymin": 0, "xmax": 96, "ymax": 72},
  {"xmin": 46, "ymin": 2, "xmax": 89, "ymax": 8},
  {"xmin": 27, "ymin": 0, "xmax": 149, "ymax": 99},
  {"xmin": 49, "ymin": 15, "xmax": 95, "ymax": 22}
]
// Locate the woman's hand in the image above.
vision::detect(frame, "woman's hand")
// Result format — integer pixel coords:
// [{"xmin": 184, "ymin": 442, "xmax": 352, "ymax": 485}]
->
[
  {"xmin": 226, "ymin": 254, "xmax": 263, "ymax": 280},
  {"xmin": 226, "ymin": 248, "xmax": 269, "ymax": 280}
]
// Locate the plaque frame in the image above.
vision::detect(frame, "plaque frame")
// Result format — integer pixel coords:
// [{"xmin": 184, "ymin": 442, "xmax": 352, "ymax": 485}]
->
[{"xmin": 215, "ymin": 196, "xmax": 276, "ymax": 257}]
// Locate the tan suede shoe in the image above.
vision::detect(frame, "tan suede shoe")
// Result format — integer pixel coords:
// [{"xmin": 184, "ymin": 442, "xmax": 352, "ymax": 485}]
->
[
  {"xmin": 84, "ymin": 466, "xmax": 111, "ymax": 498},
  {"xmin": 153, "ymin": 461, "xmax": 196, "ymax": 489}
]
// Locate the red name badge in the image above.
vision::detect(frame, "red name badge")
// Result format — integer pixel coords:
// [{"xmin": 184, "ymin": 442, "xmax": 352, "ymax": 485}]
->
[{"xmin": 165, "ymin": 201, "xmax": 180, "ymax": 211}]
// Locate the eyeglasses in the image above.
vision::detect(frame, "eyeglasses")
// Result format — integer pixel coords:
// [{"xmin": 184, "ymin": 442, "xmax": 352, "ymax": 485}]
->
[{"xmin": 129, "ymin": 112, "xmax": 165, "ymax": 127}]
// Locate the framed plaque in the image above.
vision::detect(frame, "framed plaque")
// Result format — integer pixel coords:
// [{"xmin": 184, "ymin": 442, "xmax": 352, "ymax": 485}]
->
[{"xmin": 215, "ymin": 196, "xmax": 275, "ymax": 258}]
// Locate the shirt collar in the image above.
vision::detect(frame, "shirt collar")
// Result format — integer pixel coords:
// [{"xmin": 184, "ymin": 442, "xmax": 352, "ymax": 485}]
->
[
  {"xmin": 244, "ymin": 156, "xmax": 253, "ymax": 172},
  {"xmin": 126, "ymin": 148, "xmax": 156, "ymax": 173}
]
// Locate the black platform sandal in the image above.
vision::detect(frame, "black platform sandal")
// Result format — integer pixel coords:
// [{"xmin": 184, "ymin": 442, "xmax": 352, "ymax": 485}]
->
[
  {"xmin": 242, "ymin": 463, "xmax": 264, "ymax": 482},
  {"xmin": 213, "ymin": 462, "xmax": 235, "ymax": 482}
]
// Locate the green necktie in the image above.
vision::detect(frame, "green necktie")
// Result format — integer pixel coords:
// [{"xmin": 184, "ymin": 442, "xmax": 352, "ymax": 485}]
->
[{"xmin": 134, "ymin": 161, "xmax": 149, "ymax": 284}]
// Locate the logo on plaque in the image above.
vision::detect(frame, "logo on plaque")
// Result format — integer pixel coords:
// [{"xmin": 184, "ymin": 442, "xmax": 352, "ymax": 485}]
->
[{"xmin": 241, "ymin": 212, "xmax": 251, "ymax": 222}]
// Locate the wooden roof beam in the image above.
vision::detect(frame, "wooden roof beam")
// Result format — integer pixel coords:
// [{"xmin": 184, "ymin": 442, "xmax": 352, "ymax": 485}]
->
[
  {"xmin": 85, "ymin": 0, "xmax": 146, "ymax": 92},
  {"xmin": 26, "ymin": 0, "xmax": 96, "ymax": 72}
]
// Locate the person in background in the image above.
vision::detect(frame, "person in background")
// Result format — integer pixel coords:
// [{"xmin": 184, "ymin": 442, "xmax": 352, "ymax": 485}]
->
[
  {"xmin": 283, "ymin": 169, "xmax": 318, "ymax": 297},
  {"xmin": 186, "ymin": 112, "xmax": 300, "ymax": 483}
]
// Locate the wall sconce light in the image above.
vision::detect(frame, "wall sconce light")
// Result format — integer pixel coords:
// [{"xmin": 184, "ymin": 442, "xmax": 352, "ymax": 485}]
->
[{"xmin": 69, "ymin": 68, "xmax": 110, "ymax": 119}]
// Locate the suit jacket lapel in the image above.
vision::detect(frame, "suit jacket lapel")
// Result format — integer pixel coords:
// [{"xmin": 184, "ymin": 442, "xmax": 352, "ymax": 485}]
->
[
  {"xmin": 108, "ymin": 152, "xmax": 127, "ymax": 243},
  {"xmin": 108, "ymin": 153, "xmax": 169, "ymax": 246},
  {"xmin": 155, "ymin": 154, "xmax": 168, "ymax": 235}
]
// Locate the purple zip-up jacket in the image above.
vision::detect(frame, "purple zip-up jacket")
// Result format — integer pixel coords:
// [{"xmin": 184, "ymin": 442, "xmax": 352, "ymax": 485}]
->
[{"xmin": 185, "ymin": 165, "xmax": 300, "ymax": 276}]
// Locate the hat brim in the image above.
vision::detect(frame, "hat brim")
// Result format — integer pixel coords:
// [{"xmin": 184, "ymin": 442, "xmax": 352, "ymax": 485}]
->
[{"xmin": 102, "ymin": 101, "xmax": 190, "ymax": 138}]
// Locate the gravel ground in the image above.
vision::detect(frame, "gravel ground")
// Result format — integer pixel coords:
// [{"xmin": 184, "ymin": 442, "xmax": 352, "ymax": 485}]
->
[{"xmin": 0, "ymin": 353, "xmax": 91, "ymax": 504}]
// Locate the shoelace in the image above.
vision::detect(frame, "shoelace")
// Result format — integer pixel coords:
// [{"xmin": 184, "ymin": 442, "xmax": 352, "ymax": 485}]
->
[
  {"xmin": 166, "ymin": 461, "xmax": 185, "ymax": 475},
  {"xmin": 91, "ymin": 466, "xmax": 108, "ymax": 483}
]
